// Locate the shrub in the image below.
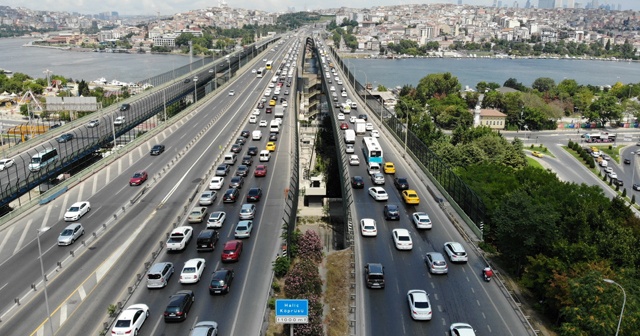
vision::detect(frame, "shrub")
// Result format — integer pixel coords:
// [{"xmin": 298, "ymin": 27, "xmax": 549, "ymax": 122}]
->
[
  {"xmin": 272, "ymin": 280, "xmax": 281, "ymax": 293},
  {"xmin": 284, "ymin": 259, "xmax": 322, "ymax": 298},
  {"xmin": 609, "ymin": 145, "xmax": 612, "ymax": 150},
  {"xmin": 622, "ymin": 188, "xmax": 627, "ymax": 197},
  {"xmin": 273, "ymin": 256, "xmax": 291, "ymax": 278},
  {"xmin": 530, "ymin": 144, "xmax": 535, "ymax": 149},
  {"xmin": 268, "ymin": 298, "xmax": 276, "ymax": 309},
  {"xmin": 288, "ymin": 294, "xmax": 324, "ymax": 336},
  {"xmin": 632, "ymin": 194, "xmax": 636, "ymax": 204},
  {"xmin": 297, "ymin": 230, "xmax": 323, "ymax": 264}
]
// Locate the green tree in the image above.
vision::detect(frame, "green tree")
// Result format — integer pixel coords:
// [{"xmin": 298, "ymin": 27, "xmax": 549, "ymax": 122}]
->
[
  {"xmin": 416, "ymin": 72, "xmax": 461, "ymax": 101},
  {"xmin": 585, "ymin": 95, "xmax": 623, "ymax": 125},
  {"xmin": 532, "ymin": 77, "xmax": 556, "ymax": 93}
]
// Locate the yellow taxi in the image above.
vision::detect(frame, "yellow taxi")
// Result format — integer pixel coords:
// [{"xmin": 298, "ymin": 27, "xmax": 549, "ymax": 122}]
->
[
  {"xmin": 383, "ymin": 162, "xmax": 396, "ymax": 174},
  {"xmin": 266, "ymin": 142, "xmax": 276, "ymax": 152},
  {"xmin": 402, "ymin": 189, "xmax": 420, "ymax": 205},
  {"xmin": 531, "ymin": 151, "xmax": 544, "ymax": 158},
  {"xmin": 269, "ymin": 99, "xmax": 277, "ymax": 106}
]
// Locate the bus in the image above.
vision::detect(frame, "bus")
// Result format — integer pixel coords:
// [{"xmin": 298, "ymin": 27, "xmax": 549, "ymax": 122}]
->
[
  {"xmin": 265, "ymin": 61, "xmax": 273, "ymax": 70},
  {"xmin": 362, "ymin": 137, "xmax": 383, "ymax": 164},
  {"xmin": 29, "ymin": 148, "xmax": 58, "ymax": 172},
  {"xmin": 256, "ymin": 67, "xmax": 266, "ymax": 78}
]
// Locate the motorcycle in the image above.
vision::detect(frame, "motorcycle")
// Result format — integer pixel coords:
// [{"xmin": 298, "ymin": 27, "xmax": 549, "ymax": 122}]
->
[{"xmin": 482, "ymin": 267, "xmax": 493, "ymax": 282}]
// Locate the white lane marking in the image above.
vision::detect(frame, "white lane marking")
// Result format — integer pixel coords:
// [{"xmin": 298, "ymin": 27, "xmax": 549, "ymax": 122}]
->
[
  {"xmin": 0, "ymin": 225, "xmax": 15, "ymax": 255},
  {"xmin": 92, "ymin": 171, "xmax": 99, "ymax": 195},
  {"xmin": 59, "ymin": 191, "xmax": 71, "ymax": 220},
  {"xmin": 13, "ymin": 219, "xmax": 32, "ymax": 254},
  {"xmin": 41, "ymin": 203, "xmax": 54, "ymax": 231},
  {"xmin": 78, "ymin": 285, "xmax": 86, "ymax": 300},
  {"xmin": 77, "ymin": 180, "xmax": 86, "ymax": 203},
  {"xmin": 60, "ymin": 304, "xmax": 68, "ymax": 324}
]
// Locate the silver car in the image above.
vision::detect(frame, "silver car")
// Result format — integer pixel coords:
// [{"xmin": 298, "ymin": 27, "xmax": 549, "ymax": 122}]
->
[
  {"xmin": 239, "ymin": 204, "xmax": 256, "ymax": 220},
  {"xmin": 424, "ymin": 252, "xmax": 449, "ymax": 274},
  {"xmin": 188, "ymin": 207, "xmax": 208, "ymax": 223},
  {"xmin": 234, "ymin": 220, "xmax": 254, "ymax": 239},
  {"xmin": 58, "ymin": 223, "xmax": 85, "ymax": 246},
  {"xmin": 199, "ymin": 191, "xmax": 217, "ymax": 206},
  {"xmin": 190, "ymin": 321, "xmax": 218, "ymax": 336}
]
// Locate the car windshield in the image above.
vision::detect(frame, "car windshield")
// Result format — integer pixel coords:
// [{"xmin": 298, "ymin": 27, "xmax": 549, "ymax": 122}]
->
[
  {"xmin": 211, "ymin": 279, "xmax": 225, "ymax": 286},
  {"xmin": 133, "ymin": 173, "xmax": 143, "ymax": 178},
  {"xmin": 61, "ymin": 229, "xmax": 73, "ymax": 236},
  {"xmin": 69, "ymin": 207, "xmax": 79, "ymax": 212},
  {"xmin": 114, "ymin": 319, "xmax": 132, "ymax": 328},
  {"xmin": 191, "ymin": 211, "xmax": 201, "ymax": 216}
]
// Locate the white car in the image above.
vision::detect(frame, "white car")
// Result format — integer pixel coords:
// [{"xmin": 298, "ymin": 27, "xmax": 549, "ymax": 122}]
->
[
  {"xmin": 330, "ymin": 86, "xmax": 336, "ymax": 91},
  {"xmin": 371, "ymin": 130, "xmax": 380, "ymax": 138},
  {"xmin": 349, "ymin": 155, "xmax": 360, "ymax": 166},
  {"xmin": 450, "ymin": 323, "xmax": 476, "ymax": 336},
  {"xmin": 443, "ymin": 242, "xmax": 468, "ymax": 263},
  {"xmin": 282, "ymin": 101, "xmax": 288, "ymax": 107},
  {"xmin": 360, "ymin": 218, "xmax": 377, "ymax": 236},
  {"xmin": 337, "ymin": 113, "xmax": 345, "ymax": 120},
  {"xmin": 251, "ymin": 69, "xmax": 257, "ymax": 73},
  {"xmin": 341, "ymin": 91, "xmax": 348, "ymax": 97},
  {"xmin": 252, "ymin": 109, "xmax": 261, "ymax": 115},
  {"xmin": 412, "ymin": 212, "xmax": 432, "ymax": 229},
  {"xmin": 349, "ymin": 116, "xmax": 357, "ymax": 123},
  {"xmin": 209, "ymin": 176, "xmax": 224, "ymax": 190},
  {"xmin": 365, "ymin": 123, "xmax": 374, "ymax": 131},
  {"xmin": 407, "ymin": 290, "xmax": 432, "ymax": 320},
  {"xmin": 368, "ymin": 187, "xmax": 388, "ymax": 201},
  {"xmin": 268, "ymin": 82, "xmax": 275, "ymax": 88},
  {"xmin": 207, "ymin": 211, "xmax": 226, "ymax": 229},
  {"xmin": 608, "ymin": 172, "xmax": 618, "ymax": 179},
  {"xmin": 337, "ymin": 79, "xmax": 343, "ymax": 85},
  {"xmin": 229, "ymin": 90, "xmax": 235, "ymax": 96},
  {"xmin": 264, "ymin": 89, "xmax": 271, "ymax": 96},
  {"xmin": 111, "ymin": 304, "xmax": 150, "ymax": 336},
  {"xmin": 249, "ymin": 116, "xmax": 258, "ymax": 124},
  {"xmin": 180, "ymin": 258, "xmax": 206, "ymax": 284},
  {"xmin": 345, "ymin": 144, "xmax": 355, "ymax": 154},
  {"xmin": 0, "ymin": 158, "xmax": 14, "ymax": 171},
  {"xmin": 166, "ymin": 226, "xmax": 193, "ymax": 251},
  {"xmin": 392, "ymin": 228, "xmax": 413, "ymax": 250},
  {"xmin": 259, "ymin": 120, "xmax": 268, "ymax": 127},
  {"xmin": 604, "ymin": 167, "xmax": 613, "ymax": 173},
  {"xmin": 64, "ymin": 201, "xmax": 91, "ymax": 221},
  {"xmin": 114, "ymin": 116, "xmax": 126, "ymax": 125}
]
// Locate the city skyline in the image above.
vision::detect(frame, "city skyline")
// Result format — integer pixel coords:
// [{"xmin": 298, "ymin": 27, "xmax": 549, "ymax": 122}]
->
[{"xmin": 2, "ymin": 0, "xmax": 638, "ymax": 16}]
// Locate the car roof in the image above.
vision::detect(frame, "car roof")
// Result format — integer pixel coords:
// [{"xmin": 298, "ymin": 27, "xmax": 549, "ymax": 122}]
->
[
  {"xmin": 64, "ymin": 223, "xmax": 82, "ymax": 230},
  {"xmin": 224, "ymin": 240, "xmax": 241, "ymax": 248},
  {"xmin": 367, "ymin": 263, "xmax": 383, "ymax": 272},
  {"xmin": 408, "ymin": 289, "xmax": 429, "ymax": 301},
  {"xmin": 394, "ymin": 228, "xmax": 410, "ymax": 235},
  {"xmin": 446, "ymin": 242, "xmax": 465, "ymax": 251},
  {"xmin": 171, "ymin": 226, "xmax": 191, "ymax": 234},
  {"xmin": 184, "ymin": 258, "xmax": 205, "ymax": 267}
]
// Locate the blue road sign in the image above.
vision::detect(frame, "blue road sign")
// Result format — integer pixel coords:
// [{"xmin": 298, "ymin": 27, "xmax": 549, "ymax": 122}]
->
[{"xmin": 275, "ymin": 299, "xmax": 309, "ymax": 323}]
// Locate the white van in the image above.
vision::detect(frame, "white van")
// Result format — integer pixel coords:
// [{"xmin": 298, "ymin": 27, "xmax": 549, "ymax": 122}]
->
[
  {"xmin": 224, "ymin": 153, "xmax": 237, "ymax": 165},
  {"xmin": 252, "ymin": 130, "xmax": 263, "ymax": 140},
  {"xmin": 259, "ymin": 150, "xmax": 271, "ymax": 162},
  {"xmin": 599, "ymin": 159, "xmax": 608, "ymax": 167},
  {"xmin": 270, "ymin": 120, "xmax": 280, "ymax": 133}
]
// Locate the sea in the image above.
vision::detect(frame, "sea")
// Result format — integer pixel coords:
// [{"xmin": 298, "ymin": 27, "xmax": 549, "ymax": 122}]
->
[{"xmin": 1, "ymin": 37, "xmax": 640, "ymax": 89}]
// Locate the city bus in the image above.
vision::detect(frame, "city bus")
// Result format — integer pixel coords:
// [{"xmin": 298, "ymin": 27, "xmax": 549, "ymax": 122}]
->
[
  {"xmin": 265, "ymin": 61, "xmax": 273, "ymax": 70},
  {"xmin": 256, "ymin": 67, "xmax": 266, "ymax": 78},
  {"xmin": 29, "ymin": 148, "xmax": 59, "ymax": 172},
  {"xmin": 362, "ymin": 137, "xmax": 383, "ymax": 164}
]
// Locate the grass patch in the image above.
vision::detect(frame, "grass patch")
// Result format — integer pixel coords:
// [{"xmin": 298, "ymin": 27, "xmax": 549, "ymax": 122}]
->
[
  {"xmin": 562, "ymin": 146, "xmax": 599, "ymax": 174},
  {"xmin": 325, "ymin": 249, "xmax": 351, "ymax": 336},
  {"xmin": 526, "ymin": 156, "xmax": 544, "ymax": 169},
  {"xmin": 589, "ymin": 144, "xmax": 622, "ymax": 163},
  {"xmin": 527, "ymin": 144, "xmax": 555, "ymax": 158}
]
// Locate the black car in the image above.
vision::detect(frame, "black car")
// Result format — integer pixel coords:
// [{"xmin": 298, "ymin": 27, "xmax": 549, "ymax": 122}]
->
[
  {"xmin": 280, "ymin": 97, "xmax": 286, "ymax": 103},
  {"xmin": 120, "ymin": 103, "xmax": 130, "ymax": 111},
  {"xmin": 286, "ymin": 82, "xmax": 291, "ymax": 87},
  {"xmin": 235, "ymin": 165, "xmax": 249, "ymax": 177},
  {"xmin": 394, "ymin": 177, "xmax": 409, "ymax": 190},
  {"xmin": 150, "ymin": 144, "xmax": 165, "ymax": 155},
  {"xmin": 358, "ymin": 114, "xmax": 368, "ymax": 121},
  {"xmin": 613, "ymin": 179, "xmax": 624, "ymax": 186},
  {"xmin": 240, "ymin": 130, "xmax": 250, "ymax": 138},
  {"xmin": 351, "ymin": 176, "xmax": 364, "ymax": 189},
  {"xmin": 334, "ymin": 102, "xmax": 342, "ymax": 108},
  {"xmin": 246, "ymin": 187, "xmax": 263, "ymax": 202},
  {"xmin": 272, "ymin": 95, "xmax": 278, "ymax": 101},
  {"xmin": 383, "ymin": 204, "xmax": 400, "ymax": 220},
  {"xmin": 266, "ymin": 107, "xmax": 273, "ymax": 113},
  {"xmin": 230, "ymin": 144, "xmax": 242, "ymax": 153},
  {"xmin": 209, "ymin": 268, "xmax": 235, "ymax": 295},
  {"xmin": 236, "ymin": 137, "xmax": 246, "ymax": 145},
  {"xmin": 257, "ymin": 102, "xmax": 265, "ymax": 109},
  {"xmin": 56, "ymin": 133, "xmax": 74, "ymax": 143},
  {"xmin": 222, "ymin": 188, "xmax": 239, "ymax": 203},
  {"xmin": 624, "ymin": 158, "xmax": 631, "ymax": 164},
  {"xmin": 247, "ymin": 146, "xmax": 259, "ymax": 156},
  {"xmin": 242, "ymin": 156, "xmax": 253, "ymax": 166},
  {"xmin": 183, "ymin": 78, "xmax": 191, "ymax": 83},
  {"xmin": 633, "ymin": 184, "xmax": 640, "ymax": 191},
  {"xmin": 269, "ymin": 133, "xmax": 278, "ymax": 141},
  {"xmin": 229, "ymin": 176, "xmax": 244, "ymax": 189},
  {"xmin": 163, "ymin": 290, "xmax": 194, "ymax": 322}
]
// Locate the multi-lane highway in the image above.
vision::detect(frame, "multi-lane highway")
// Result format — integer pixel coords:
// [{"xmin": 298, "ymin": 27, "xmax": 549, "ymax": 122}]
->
[
  {"xmin": 0, "ymin": 34, "xmax": 303, "ymax": 336},
  {"xmin": 317, "ymin": 43, "xmax": 533, "ymax": 335}
]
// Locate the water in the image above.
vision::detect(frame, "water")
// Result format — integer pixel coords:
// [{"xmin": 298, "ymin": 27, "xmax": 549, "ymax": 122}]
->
[
  {"xmin": 0, "ymin": 38, "xmax": 193, "ymax": 83},
  {"xmin": 347, "ymin": 57, "xmax": 640, "ymax": 89}
]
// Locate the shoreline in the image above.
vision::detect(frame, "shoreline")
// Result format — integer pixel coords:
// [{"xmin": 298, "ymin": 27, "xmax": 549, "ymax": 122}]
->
[{"xmin": 338, "ymin": 52, "xmax": 637, "ymax": 63}]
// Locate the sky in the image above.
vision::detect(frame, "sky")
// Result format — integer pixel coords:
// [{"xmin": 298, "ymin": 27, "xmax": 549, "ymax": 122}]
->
[{"xmin": 4, "ymin": 0, "xmax": 639, "ymax": 16}]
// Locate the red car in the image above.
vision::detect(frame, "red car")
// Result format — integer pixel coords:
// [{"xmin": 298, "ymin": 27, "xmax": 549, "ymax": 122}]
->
[
  {"xmin": 340, "ymin": 122, "xmax": 349, "ymax": 130},
  {"xmin": 254, "ymin": 165, "xmax": 267, "ymax": 177},
  {"xmin": 266, "ymin": 107, "xmax": 273, "ymax": 113},
  {"xmin": 221, "ymin": 240, "xmax": 243, "ymax": 262},
  {"xmin": 129, "ymin": 170, "xmax": 148, "ymax": 186}
]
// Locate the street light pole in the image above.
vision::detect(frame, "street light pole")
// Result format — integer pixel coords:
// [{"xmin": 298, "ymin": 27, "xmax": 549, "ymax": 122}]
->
[
  {"xmin": 109, "ymin": 114, "xmax": 117, "ymax": 149},
  {"xmin": 193, "ymin": 77, "xmax": 198, "ymax": 104},
  {"xmin": 631, "ymin": 152, "xmax": 636, "ymax": 190},
  {"xmin": 397, "ymin": 100, "xmax": 410, "ymax": 157},
  {"xmin": 37, "ymin": 227, "xmax": 54, "ymax": 336},
  {"xmin": 603, "ymin": 279, "xmax": 626, "ymax": 336},
  {"xmin": 226, "ymin": 56, "xmax": 231, "ymax": 83}
]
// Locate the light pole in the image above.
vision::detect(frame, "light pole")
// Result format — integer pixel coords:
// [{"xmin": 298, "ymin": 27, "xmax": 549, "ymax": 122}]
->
[
  {"xmin": 37, "ymin": 227, "xmax": 54, "ymax": 336},
  {"xmin": 397, "ymin": 100, "xmax": 410, "ymax": 157},
  {"xmin": 357, "ymin": 69, "xmax": 368, "ymax": 107},
  {"xmin": 226, "ymin": 56, "xmax": 231, "ymax": 83},
  {"xmin": 603, "ymin": 278, "xmax": 626, "ymax": 336},
  {"xmin": 108, "ymin": 114, "xmax": 117, "ymax": 149},
  {"xmin": 193, "ymin": 76, "xmax": 198, "ymax": 104},
  {"xmin": 631, "ymin": 151, "xmax": 636, "ymax": 190}
]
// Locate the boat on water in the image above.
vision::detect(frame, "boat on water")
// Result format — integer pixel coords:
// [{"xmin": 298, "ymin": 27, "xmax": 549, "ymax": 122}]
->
[{"xmin": 92, "ymin": 77, "xmax": 107, "ymax": 85}]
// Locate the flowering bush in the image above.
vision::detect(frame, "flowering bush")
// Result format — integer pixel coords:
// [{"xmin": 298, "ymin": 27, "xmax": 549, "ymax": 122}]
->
[
  {"xmin": 297, "ymin": 229, "xmax": 323, "ymax": 264},
  {"xmin": 284, "ymin": 259, "xmax": 322, "ymax": 298},
  {"xmin": 288, "ymin": 294, "xmax": 324, "ymax": 336}
]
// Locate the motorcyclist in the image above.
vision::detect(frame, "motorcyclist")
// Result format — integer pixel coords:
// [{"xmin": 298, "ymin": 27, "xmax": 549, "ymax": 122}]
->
[{"xmin": 483, "ymin": 267, "xmax": 494, "ymax": 280}]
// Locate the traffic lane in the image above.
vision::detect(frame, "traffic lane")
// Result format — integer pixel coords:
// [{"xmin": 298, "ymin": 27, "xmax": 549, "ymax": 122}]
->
[{"xmin": 620, "ymin": 147, "xmax": 640, "ymax": 189}]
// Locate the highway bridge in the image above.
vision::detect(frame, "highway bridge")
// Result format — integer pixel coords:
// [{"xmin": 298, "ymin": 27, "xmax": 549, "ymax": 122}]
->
[{"xmin": 0, "ymin": 31, "xmax": 539, "ymax": 336}]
